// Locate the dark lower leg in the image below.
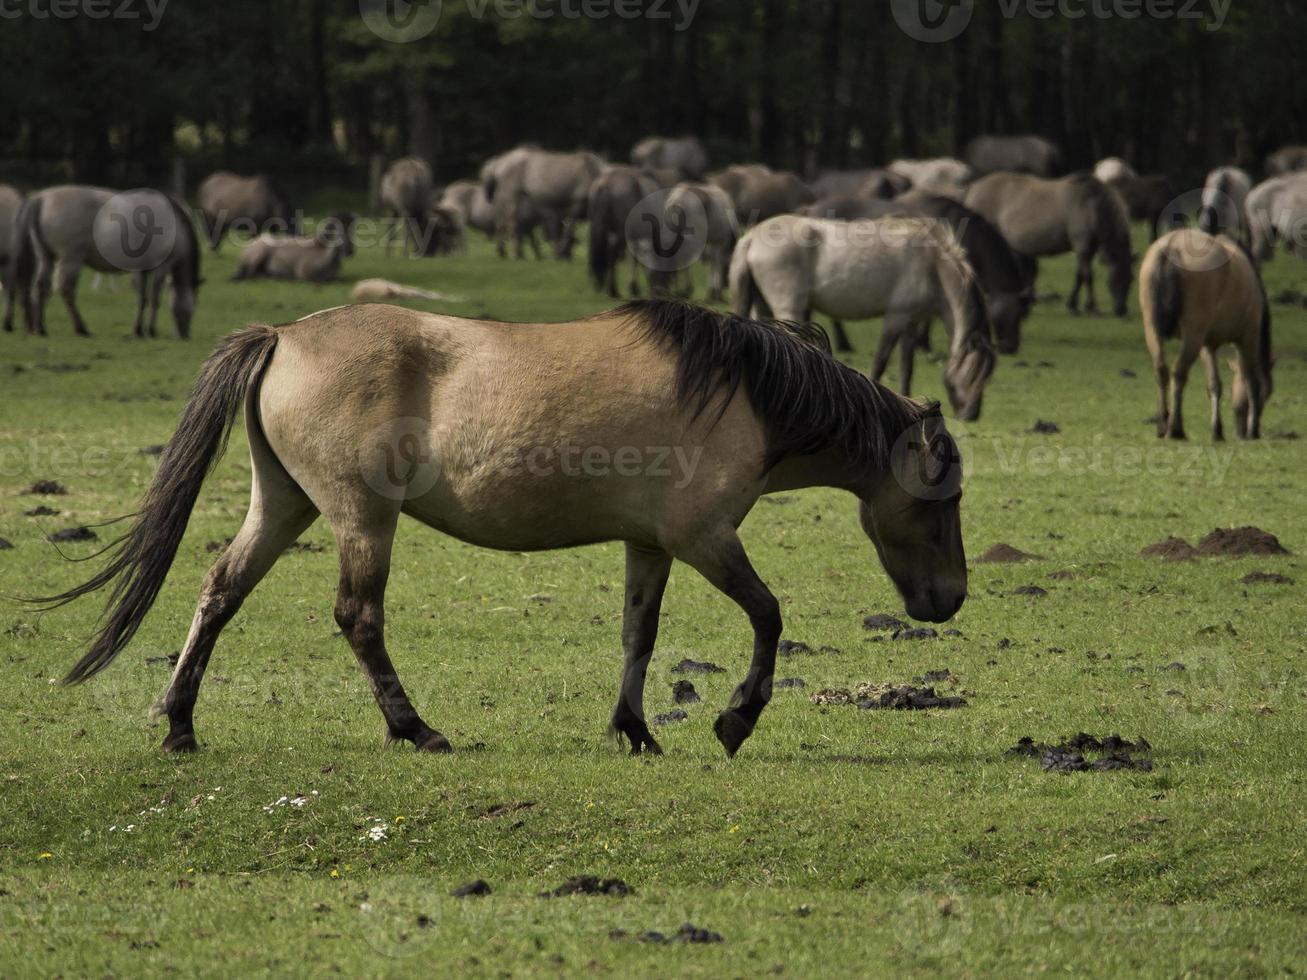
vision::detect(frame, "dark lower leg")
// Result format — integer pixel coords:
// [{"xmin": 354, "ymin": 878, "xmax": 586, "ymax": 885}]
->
[
  {"xmin": 1152, "ymin": 357, "xmax": 1170, "ymax": 438},
  {"xmin": 1168, "ymin": 359, "xmax": 1191, "ymax": 439},
  {"xmin": 610, "ymin": 544, "xmax": 673, "ymax": 756},
  {"xmin": 335, "ymin": 550, "xmax": 448, "ymax": 752},
  {"xmin": 1203, "ymin": 352, "xmax": 1223, "ymax": 441},
  {"xmin": 898, "ymin": 323, "xmax": 918, "ymax": 397},
  {"xmin": 831, "ymin": 320, "xmax": 854, "ymax": 353}
]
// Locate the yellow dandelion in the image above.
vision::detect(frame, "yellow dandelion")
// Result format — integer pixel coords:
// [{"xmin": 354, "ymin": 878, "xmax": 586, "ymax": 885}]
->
[
  {"xmin": 37, "ymin": 852, "xmax": 53, "ymax": 860},
  {"xmin": 330, "ymin": 869, "xmax": 340, "ymax": 878}
]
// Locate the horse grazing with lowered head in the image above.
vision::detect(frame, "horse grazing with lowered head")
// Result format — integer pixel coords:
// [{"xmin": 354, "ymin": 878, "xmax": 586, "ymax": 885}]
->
[
  {"xmin": 380, "ymin": 157, "xmax": 435, "ymax": 257},
  {"xmin": 663, "ymin": 181, "xmax": 738, "ymax": 302},
  {"xmin": 484, "ymin": 147, "xmax": 606, "ymax": 260},
  {"xmin": 729, "ymin": 214, "xmax": 997, "ymax": 420},
  {"xmin": 198, "ymin": 172, "xmax": 296, "ymax": 251},
  {"xmin": 965, "ymin": 172, "xmax": 1134, "ymax": 316},
  {"xmin": 34, "ymin": 300, "xmax": 968, "ymax": 760},
  {"xmin": 1140, "ymin": 229, "xmax": 1272, "ymax": 440},
  {"xmin": 13, "ymin": 185, "xmax": 202, "ymax": 338}
]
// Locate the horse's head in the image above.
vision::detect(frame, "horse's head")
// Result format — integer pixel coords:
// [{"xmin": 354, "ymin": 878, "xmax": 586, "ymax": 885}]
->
[
  {"xmin": 943, "ymin": 322, "xmax": 996, "ymax": 422},
  {"xmin": 858, "ymin": 410, "xmax": 967, "ymax": 623},
  {"xmin": 987, "ymin": 291, "xmax": 1026, "ymax": 355}
]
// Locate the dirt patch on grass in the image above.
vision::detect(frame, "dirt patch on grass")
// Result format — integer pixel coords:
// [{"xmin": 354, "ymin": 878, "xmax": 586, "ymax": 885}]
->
[
  {"xmin": 975, "ymin": 543, "xmax": 1044, "ymax": 563},
  {"xmin": 863, "ymin": 614, "xmax": 908, "ymax": 632},
  {"xmin": 1007, "ymin": 733, "xmax": 1154, "ymax": 772},
  {"xmin": 450, "ymin": 880, "xmax": 491, "ymax": 898},
  {"xmin": 1030, "ymin": 420, "xmax": 1061, "ymax": 434},
  {"xmin": 671, "ymin": 680, "xmax": 700, "ymax": 704},
  {"xmin": 671, "ymin": 659, "xmax": 724, "ymax": 674},
  {"xmin": 25, "ymin": 480, "xmax": 66, "ymax": 495},
  {"xmin": 1196, "ymin": 527, "xmax": 1289, "ymax": 557},
  {"xmin": 50, "ymin": 526, "xmax": 97, "ymax": 543},
  {"xmin": 542, "ymin": 876, "xmax": 632, "ymax": 898},
  {"xmin": 0, "ymin": 538, "xmax": 13, "ymax": 551},
  {"xmin": 812, "ymin": 682, "xmax": 966, "ymax": 710},
  {"xmin": 775, "ymin": 677, "xmax": 806, "ymax": 689},
  {"xmin": 651, "ymin": 710, "xmax": 688, "ymax": 726},
  {"xmin": 1140, "ymin": 537, "xmax": 1198, "ymax": 561},
  {"xmin": 611, "ymin": 923, "xmax": 724, "ymax": 945},
  {"xmin": 1241, "ymin": 571, "xmax": 1294, "ymax": 585},
  {"xmin": 23, "ymin": 506, "xmax": 59, "ymax": 517},
  {"xmin": 1009, "ymin": 585, "xmax": 1049, "ymax": 597}
]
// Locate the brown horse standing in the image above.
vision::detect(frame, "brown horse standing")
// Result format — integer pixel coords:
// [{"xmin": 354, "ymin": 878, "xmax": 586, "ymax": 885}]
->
[
  {"xmin": 37, "ymin": 301, "xmax": 967, "ymax": 760},
  {"xmin": 1139, "ymin": 229, "xmax": 1272, "ymax": 440}
]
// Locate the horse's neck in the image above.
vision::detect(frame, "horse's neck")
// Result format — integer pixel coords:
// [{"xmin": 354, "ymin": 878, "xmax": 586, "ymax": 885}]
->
[
  {"xmin": 762, "ymin": 447, "xmax": 871, "ymax": 495},
  {"xmin": 934, "ymin": 254, "xmax": 972, "ymax": 352}
]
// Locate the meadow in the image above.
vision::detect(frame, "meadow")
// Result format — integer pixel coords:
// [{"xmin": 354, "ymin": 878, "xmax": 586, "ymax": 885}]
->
[{"xmin": 0, "ymin": 218, "xmax": 1304, "ymax": 977}]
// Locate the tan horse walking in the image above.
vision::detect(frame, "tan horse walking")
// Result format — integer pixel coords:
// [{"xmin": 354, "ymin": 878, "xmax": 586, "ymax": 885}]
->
[
  {"xmin": 1139, "ymin": 229, "xmax": 1272, "ymax": 440},
  {"xmin": 38, "ymin": 301, "xmax": 968, "ymax": 760}
]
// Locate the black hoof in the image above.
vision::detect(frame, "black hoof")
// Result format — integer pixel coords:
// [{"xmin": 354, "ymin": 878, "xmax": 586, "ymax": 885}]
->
[
  {"xmin": 161, "ymin": 731, "xmax": 198, "ymax": 754},
  {"xmin": 609, "ymin": 723, "xmax": 662, "ymax": 756},
  {"xmin": 714, "ymin": 710, "xmax": 753, "ymax": 758},
  {"xmin": 414, "ymin": 730, "xmax": 453, "ymax": 753}
]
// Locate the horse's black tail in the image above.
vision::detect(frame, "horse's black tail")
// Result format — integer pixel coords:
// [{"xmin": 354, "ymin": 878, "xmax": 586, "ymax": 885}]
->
[
  {"xmin": 1146, "ymin": 250, "xmax": 1183, "ymax": 342},
  {"xmin": 588, "ymin": 183, "xmax": 614, "ymax": 293},
  {"xmin": 11, "ymin": 195, "xmax": 43, "ymax": 329},
  {"xmin": 32, "ymin": 326, "xmax": 280, "ymax": 684}
]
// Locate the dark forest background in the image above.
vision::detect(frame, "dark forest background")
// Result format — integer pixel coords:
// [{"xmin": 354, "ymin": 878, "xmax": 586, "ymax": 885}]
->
[{"xmin": 1, "ymin": 0, "xmax": 1302, "ymax": 196}]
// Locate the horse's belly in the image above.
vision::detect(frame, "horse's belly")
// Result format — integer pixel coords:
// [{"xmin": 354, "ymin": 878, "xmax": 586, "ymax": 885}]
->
[{"xmin": 811, "ymin": 253, "xmax": 921, "ymax": 320}]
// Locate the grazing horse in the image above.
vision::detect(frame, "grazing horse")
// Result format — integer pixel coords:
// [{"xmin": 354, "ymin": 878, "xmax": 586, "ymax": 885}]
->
[
  {"xmin": 587, "ymin": 166, "xmax": 664, "ymax": 298},
  {"xmin": 1198, "ymin": 166, "xmax": 1252, "ymax": 243},
  {"xmin": 1107, "ymin": 174, "xmax": 1175, "ymax": 240},
  {"xmin": 1139, "ymin": 229, "xmax": 1272, "ymax": 440},
  {"xmin": 887, "ymin": 158, "xmax": 972, "ymax": 193},
  {"xmin": 197, "ymin": 172, "xmax": 295, "ymax": 251},
  {"xmin": 37, "ymin": 300, "xmax": 968, "ymax": 760},
  {"xmin": 631, "ymin": 136, "xmax": 709, "ymax": 181},
  {"xmin": 380, "ymin": 157, "xmax": 435, "ymax": 257},
  {"xmin": 664, "ymin": 181, "xmax": 738, "ymax": 302},
  {"xmin": 965, "ymin": 173, "xmax": 1134, "ymax": 316},
  {"xmin": 484, "ymin": 148, "xmax": 605, "ymax": 260},
  {"xmin": 1265, "ymin": 145, "xmax": 1307, "ymax": 177},
  {"xmin": 0, "ymin": 183, "xmax": 24, "ymax": 332},
  {"xmin": 1244, "ymin": 172, "xmax": 1307, "ymax": 263},
  {"xmin": 1094, "ymin": 157, "xmax": 1137, "ymax": 184},
  {"xmin": 802, "ymin": 193, "xmax": 1032, "ymax": 355},
  {"xmin": 232, "ymin": 213, "xmax": 356, "ymax": 283},
  {"xmin": 439, "ymin": 180, "xmax": 497, "ymax": 241},
  {"xmin": 13, "ymin": 185, "xmax": 202, "ymax": 338},
  {"xmin": 964, "ymin": 134, "xmax": 1061, "ymax": 177},
  {"xmin": 729, "ymin": 214, "xmax": 997, "ymax": 420}
]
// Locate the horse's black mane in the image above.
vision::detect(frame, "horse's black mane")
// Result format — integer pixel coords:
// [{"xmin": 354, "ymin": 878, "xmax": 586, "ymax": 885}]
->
[{"xmin": 619, "ymin": 299, "xmax": 933, "ymax": 470}]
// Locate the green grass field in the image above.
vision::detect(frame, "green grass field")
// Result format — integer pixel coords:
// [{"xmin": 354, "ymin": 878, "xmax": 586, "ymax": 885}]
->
[{"xmin": 1, "ymin": 219, "xmax": 1304, "ymax": 978}]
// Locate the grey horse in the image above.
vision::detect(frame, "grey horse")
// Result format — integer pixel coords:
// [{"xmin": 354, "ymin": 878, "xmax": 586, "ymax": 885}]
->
[
  {"xmin": 587, "ymin": 166, "xmax": 664, "ymax": 298},
  {"xmin": 233, "ymin": 213, "xmax": 356, "ymax": 283},
  {"xmin": 810, "ymin": 168, "xmax": 911, "ymax": 200},
  {"xmin": 380, "ymin": 157, "xmax": 435, "ymax": 257},
  {"xmin": 14, "ymin": 184, "xmax": 201, "ymax": 338},
  {"xmin": 1265, "ymin": 145, "xmax": 1307, "ymax": 177},
  {"xmin": 631, "ymin": 136, "xmax": 709, "ymax": 181},
  {"xmin": 197, "ymin": 171, "xmax": 295, "ymax": 251},
  {"xmin": 1198, "ymin": 166, "xmax": 1253, "ymax": 243},
  {"xmin": 0, "ymin": 184, "xmax": 24, "ymax": 331},
  {"xmin": 965, "ymin": 173, "xmax": 1133, "ymax": 316},
  {"xmin": 964, "ymin": 135, "xmax": 1062, "ymax": 177},
  {"xmin": 710, "ymin": 165, "xmax": 815, "ymax": 227},
  {"xmin": 484, "ymin": 147, "xmax": 606, "ymax": 260}
]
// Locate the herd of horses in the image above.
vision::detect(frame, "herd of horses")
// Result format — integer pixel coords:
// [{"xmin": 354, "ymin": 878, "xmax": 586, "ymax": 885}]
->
[{"xmin": 2, "ymin": 133, "xmax": 1292, "ymax": 756}]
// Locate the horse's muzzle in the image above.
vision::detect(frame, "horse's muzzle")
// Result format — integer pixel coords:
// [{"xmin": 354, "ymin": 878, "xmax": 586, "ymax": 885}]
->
[{"xmin": 906, "ymin": 587, "xmax": 966, "ymax": 624}]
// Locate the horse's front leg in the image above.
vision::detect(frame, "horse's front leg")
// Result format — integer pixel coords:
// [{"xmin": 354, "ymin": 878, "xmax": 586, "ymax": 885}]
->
[
  {"xmin": 147, "ymin": 271, "xmax": 167, "ymax": 338},
  {"xmin": 831, "ymin": 320, "xmax": 854, "ymax": 353},
  {"xmin": 1167, "ymin": 344, "xmax": 1199, "ymax": 440},
  {"xmin": 1151, "ymin": 348, "xmax": 1171, "ymax": 438},
  {"xmin": 1077, "ymin": 246, "xmax": 1098, "ymax": 314},
  {"xmin": 55, "ymin": 259, "xmax": 89, "ymax": 336},
  {"xmin": 677, "ymin": 530, "xmax": 781, "ymax": 758},
  {"xmin": 898, "ymin": 319, "xmax": 920, "ymax": 397},
  {"xmin": 870, "ymin": 314, "xmax": 907, "ymax": 383},
  {"xmin": 132, "ymin": 272, "xmax": 148, "ymax": 338},
  {"xmin": 609, "ymin": 543, "xmax": 673, "ymax": 756}
]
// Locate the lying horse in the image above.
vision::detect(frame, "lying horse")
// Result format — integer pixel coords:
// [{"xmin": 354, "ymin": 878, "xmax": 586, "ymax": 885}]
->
[
  {"xmin": 13, "ymin": 184, "xmax": 201, "ymax": 338},
  {"xmin": 38, "ymin": 300, "xmax": 967, "ymax": 759},
  {"xmin": 232, "ymin": 214, "xmax": 355, "ymax": 283},
  {"xmin": 729, "ymin": 214, "xmax": 996, "ymax": 420},
  {"xmin": 965, "ymin": 173, "xmax": 1133, "ymax": 316},
  {"xmin": 1140, "ymin": 230, "xmax": 1272, "ymax": 441},
  {"xmin": 198, "ymin": 172, "xmax": 295, "ymax": 251}
]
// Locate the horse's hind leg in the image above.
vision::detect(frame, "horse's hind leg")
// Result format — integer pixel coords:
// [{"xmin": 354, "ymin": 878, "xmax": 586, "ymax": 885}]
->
[
  {"xmin": 870, "ymin": 315, "xmax": 904, "ymax": 383},
  {"xmin": 1201, "ymin": 347, "xmax": 1224, "ymax": 441},
  {"xmin": 675, "ymin": 529, "xmax": 781, "ymax": 758},
  {"xmin": 609, "ymin": 543, "xmax": 673, "ymax": 756},
  {"xmin": 54, "ymin": 258, "xmax": 90, "ymax": 336},
  {"xmin": 157, "ymin": 460, "xmax": 319, "ymax": 752},
  {"xmin": 331, "ymin": 505, "xmax": 450, "ymax": 752},
  {"xmin": 898, "ymin": 320, "xmax": 920, "ymax": 397},
  {"xmin": 1166, "ymin": 342, "xmax": 1200, "ymax": 440},
  {"xmin": 831, "ymin": 320, "xmax": 854, "ymax": 353}
]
